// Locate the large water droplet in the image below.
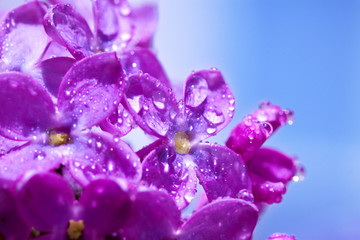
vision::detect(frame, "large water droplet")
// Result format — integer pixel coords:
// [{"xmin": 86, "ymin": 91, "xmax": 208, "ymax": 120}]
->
[
  {"xmin": 203, "ymin": 109, "xmax": 225, "ymax": 125},
  {"xmin": 185, "ymin": 75, "xmax": 208, "ymax": 107},
  {"xmin": 236, "ymin": 189, "xmax": 254, "ymax": 202},
  {"xmin": 261, "ymin": 122, "xmax": 273, "ymax": 138},
  {"xmin": 152, "ymin": 91, "xmax": 166, "ymax": 110}
]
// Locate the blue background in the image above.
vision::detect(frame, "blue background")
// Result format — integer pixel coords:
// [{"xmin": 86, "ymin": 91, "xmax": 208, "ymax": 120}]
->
[{"xmin": 1, "ymin": 0, "xmax": 360, "ymax": 239}]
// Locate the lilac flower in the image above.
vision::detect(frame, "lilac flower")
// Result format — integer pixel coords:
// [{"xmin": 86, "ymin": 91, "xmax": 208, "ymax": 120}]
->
[
  {"xmin": 123, "ymin": 69, "xmax": 251, "ymax": 209},
  {"xmin": 0, "ymin": 52, "xmax": 140, "ymax": 186},
  {"xmin": 42, "ymin": 1, "xmax": 170, "ymax": 136},
  {"xmin": 0, "ymin": 1, "xmax": 77, "ymax": 98},
  {"xmin": 17, "ymin": 172, "xmax": 131, "ymax": 239},
  {"xmin": 120, "ymin": 186, "xmax": 258, "ymax": 240},
  {"xmin": 0, "ymin": 179, "xmax": 31, "ymax": 240},
  {"xmin": 226, "ymin": 102, "xmax": 298, "ymax": 204},
  {"xmin": 267, "ymin": 233, "xmax": 298, "ymax": 240}
]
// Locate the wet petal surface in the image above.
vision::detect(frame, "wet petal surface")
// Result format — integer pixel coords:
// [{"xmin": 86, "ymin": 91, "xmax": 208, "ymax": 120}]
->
[
  {"xmin": 0, "ymin": 1, "xmax": 49, "ymax": 72},
  {"xmin": 178, "ymin": 198, "xmax": 258, "ymax": 240},
  {"xmin": 68, "ymin": 131, "xmax": 141, "ymax": 186},
  {"xmin": 0, "ymin": 143, "xmax": 67, "ymax": 181},
  {"xmin": 58, "ymin": 52, "xmax": 125, "ymax": 130},
  {"xmin": 250, "ymin": 172, "xmax": 286, "ymax": 204},
  {"xmin": 247, "ymin": 148, "xmax": 296, "ymax": 183},
  {"xmin": 226, "ymin": 115, "xmax": 272, "ymax": 161},
  {"xmin": 124, "ymin": 74, "xmax": 179, "ymax": 138},
  {"xmin": 38, "ymin": 57, "xmax": 76, "ymax": 97},
  {"xmin": 0, "ymin": 72, "xmax": 56, "ymax": 140},
  {"xmin": 121, "ymin": 189, "xmax": 182, "ymax": 240},
  {"xmin": 192, "ymin": 143, "xmax": 251, "ymax": 202},
  {"xmin": 17, "ymin": 172, "xmax": 75, "ymax": 232},
  {"xmin": 141, "ymin": 145, "xmax": 197, "ymax": 209},
  {"xmin": 43, "ymin": 4, "xmax": 94, "ymax": 59},
  {"xmin": 184, "ymin": 69, "xmax": 235, "ymax": 141},
  {"xmin": 100, "ymin": 102, "xmax": 134, "ymax": 137},
  {"xmin": 79, "ymin": 179, "xmax": 131, "ymax": 235},
  {"xmin": 120, "ymin": 48, "xmax": 170, "ymax": 87}
]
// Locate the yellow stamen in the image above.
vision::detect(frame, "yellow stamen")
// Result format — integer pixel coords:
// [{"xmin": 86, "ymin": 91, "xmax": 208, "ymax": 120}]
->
[
  {"xmin": 174, "ymin": 132, "xmax": 191, "ymax": 154},
  {"xmin": 48, "ymin": 131, "xmax": 70, "ymax": 146},
  {"xmin": 67, "ymin": 220, "xmax": 85, "ymax": 240}
]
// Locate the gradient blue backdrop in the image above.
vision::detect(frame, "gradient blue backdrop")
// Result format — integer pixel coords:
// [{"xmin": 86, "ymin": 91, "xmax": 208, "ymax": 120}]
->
[{"xmin": 1, "ymin": 1, "xmax": 360, "ymax": 239}]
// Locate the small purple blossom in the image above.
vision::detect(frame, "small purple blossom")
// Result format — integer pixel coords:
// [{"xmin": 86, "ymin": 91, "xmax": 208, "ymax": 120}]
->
[
  {"xmin": 124, "ymin": 69, "xmax": 251, "ymax": 209},
  {"xmin": 0, "ymin": 52, "xmax": 140, "ymax": 186}
]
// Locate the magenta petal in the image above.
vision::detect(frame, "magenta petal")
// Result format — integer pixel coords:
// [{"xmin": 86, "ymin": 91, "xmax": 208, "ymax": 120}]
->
[
  {"xmin": 0, "ymin": 143, "xmax": 66, "ymax": 181},
  {"xmin": 0, "ymin": 187, "xmax": 31, "ymax": 240},
  {"xmin": 130, "ymin": 4, "xmax": 158, "ymax": 47},
  {"xmin": 0, "ymin": 135, "xmax": 26, "ymax": 156},
  {"xmin": 178, "ymin": 198, "xmax": 258, "ymax": 240},
  {"xmin": 58, "ymin": 52, "xmax": 125, "ymax": 130},
  {"xmin": 93, "ymin": 0, "xmax": 134, "ymax": 51},
  {"xmin": 43, "ymin": 4, "xmax": 94, "ymax": 60},
  {"xmin": 0, "ymin": 1, "xmax": 49, "ymax": 72},
  {"xmin": 124, "ymin": 74, "xmax": 179, "ymax": 138},
  {"xmin": 38, "ymin": 57, "xmax": 76, "ymax": 96},
  {"xmin": 252, "ymin": 101, "xmax": 294, "ymax": 132},
  {"xmin": 247, "ymin": 148, "xmax": 296, "ymax": 183},
  {"xmin": 192, "ymin": 143, "xmax": 251, "ymax": 202},
  {"xmin": 100, "ymin": 103, "xmax": 134, "ymax": 137},
  {"xmin": 17, "ymin": 173, "xmax": 74, "ymax": 232},
  {"xmin": 121, "ymin": 189, "xmax": 182, "ymax": 240},
  {"xmin": 120, "ymin": 48, "xmax": 170, "ymax": 87},
  {"xmin": 79, "ymin": 179, "xmax": 131, "ymax": 235},
  {"xmin": 0, "ymin": 72, "xmax": 56, "ymax": 140},
  {"xmin": 184, "ymin": 69, "xmax": 235, "ymax": 141},
  {"xmin": 68, "ymin": 131, "xmax": 141, "ymax": 186},
  {"xmin": 142, "ymin": 145, "xmax": 197, "ymax": 209},
  {"xmin": 268, "ymin": 233, "xmax": 297, "ymax": 240},
  {"xmin": 250, "ymin": 173, "xmax": 286, "ymax": 204},
  {"xmin": 226, "ymin": 115, "xmax": 272, "ymax": 161}
]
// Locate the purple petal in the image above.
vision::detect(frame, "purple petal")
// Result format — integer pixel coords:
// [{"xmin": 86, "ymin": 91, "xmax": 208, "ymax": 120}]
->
[
  {"xmin": 250, "ymin": 172, "xmax": 286, "ymax": 204},
  {"xmin": 43, "ymin": 4, "xmax": 94, "ymax": 60},
  {"xmin": 191, "ymin": 143, "xmax": 251, "ymax": 202},
  {"xmin": 38, "ymin": 57, "xmax": 76, "ymax": 96},
  {"xmin": 120, "ymin": 48, "xmax": 171, "ymax": 88},
  {"xmin": 121, "ymin": 189, "xmax": 182, "ymax": 240},
  {"xmin": 268, "ymin": 233, "xmax": 297, "ymax": 240},
  {"xmin": 0, "ymin": 72, "xmax": 56, "ymax": 141},
  {"xmin": 93, "ymin": 0, "xmax": 134, "ymax": 51},
  {"xmin": 68, "ymin": 131, "xmax": 141, "ymax": 186},
  {"xmin": 141, "ymin": 145, "xmax": 197, "ymax": 209},
  {"xmin": 100, "ymin": 102, "xmax": 134, "ymax": 137},
  {"xmin": 226, "ymin": 115, "xmax": 272, "ymax": 162},
  {"xmin": 0, "ymin": 143, "xmax": 66, "ymax": 181},
  {"xmin": 247, "ymin": 148, "xmax": 296, "ymax": 183},
  {"xmin": 136, "ymin": 139, "xmax": 164, "ymax": 162},
  {"xmin": 0, "ymin": 1, "xmax": 49, "ymax": 72},
  {"xmin": 184, "ymin": 69, "xmax": 235, "ymax": 141},
  {"xmin": 58, "ymin": 52, "xmax": 125, "ymax": 130},
  {"xmin": 0, "ymin": 135, "xmax": 27, "ymax": 156},
  {"xmin": 124, "ymin": 74, "xmax": 179, "ymax": 138},
  {"xmin": 0, "ymin": 187, "xmax": 31, "ymax": 240},
  {"xmin": 178, "ymin": 198, "xmax": 258, "ymax": 240},
  {"xmin": 79, "ymin": 179, "xmax": 131, "ymax": 235},
  {"xmin": 130, "ymin": 4, "xmax": 158, "ymax": 48},
  {"xmin": 40, "ymin": 40, "xmax": 74, "ymax": 60},
  {"xmin": 252, "ymin": 101, "xmax": 294, "ymax": 132},
  {"xmin": 17, "ymin": 172, "xmax": 75, "ymax": 232}
]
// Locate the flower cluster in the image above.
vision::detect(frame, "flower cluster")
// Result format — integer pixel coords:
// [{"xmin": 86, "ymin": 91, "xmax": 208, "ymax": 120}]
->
[{"xmin": 0, "ymin": 1, "xmax": 301, "ymax": 240}]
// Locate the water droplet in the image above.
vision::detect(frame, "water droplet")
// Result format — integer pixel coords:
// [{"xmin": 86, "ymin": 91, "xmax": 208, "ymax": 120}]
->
[
  {"xmin": 261, "ymin": 122, "xmax": 273, "ymax": 138},
  {"xmin": 206, "ymin": 127, "xmax": 216, "ymax": 134},
  {"xmin": 293, "ymin": 164, "xmax": 305, "ymax": 182},
  {"xmin": 152, "ymin": 92, "xmax": 166, "ymax": 110},
  {"xmin": 33, "ymin": 150, "xmax": 46, "ymax": 161},
  {"xmin": 284, "ymin": 109, "xmax": 294, "ymax": 125},
  {"xmin": 203, "ymin": 109, "xmax": 225, "ymax": 125}
]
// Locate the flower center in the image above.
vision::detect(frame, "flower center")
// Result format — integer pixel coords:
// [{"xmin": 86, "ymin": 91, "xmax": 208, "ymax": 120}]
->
[
  {"xmin": 67, "ymin": 220, "xmax": 85, "ymax": 240},
  {"xmin": 48, "ymin": 130, "xmax": 72, "ymax": 146},
  {"xmin": 174, "ymin": 132, "xmax": 191, "ymax": 154}
]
